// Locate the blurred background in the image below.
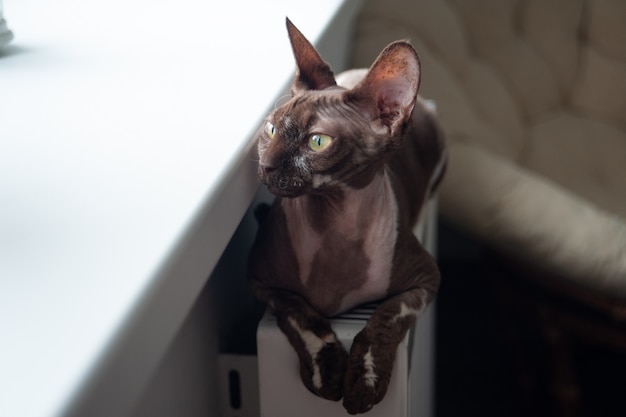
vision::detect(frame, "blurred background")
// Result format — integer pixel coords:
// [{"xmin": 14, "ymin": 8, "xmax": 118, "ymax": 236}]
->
[{"xmin": 348, "ymin": 0, "xmax": 626, "ymax": 416}]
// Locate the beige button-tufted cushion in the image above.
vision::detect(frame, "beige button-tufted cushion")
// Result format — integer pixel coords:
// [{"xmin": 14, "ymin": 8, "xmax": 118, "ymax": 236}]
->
[{"xmin": 351, "ymin": 0, "xmax": 626, "ymax": 296}]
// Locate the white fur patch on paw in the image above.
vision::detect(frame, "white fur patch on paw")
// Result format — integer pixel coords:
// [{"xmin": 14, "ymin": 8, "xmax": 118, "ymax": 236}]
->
[
  {"xmin": 393, "ymin": 290, "xmax": 428, "ymax": 322},
  {"xmin": 363, "ymin": 347, "xmax": 378, "ymax": 388},
  {"xmin": 287, "ymin": 317, "xmax": 335, "ymax": 390},
  {"xmin": 393, "ymin": 302, "xmax": 419, "ymax": 322}
]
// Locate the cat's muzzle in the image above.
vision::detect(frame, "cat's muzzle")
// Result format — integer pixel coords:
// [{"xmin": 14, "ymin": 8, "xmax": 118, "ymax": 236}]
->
[
  {"xmin": 279, "ymin": 178, "xmax": 305, "ymax": 189},
  {"xmin": 264, "ymin": 175, "xmax": 307, "ymax": 197}
]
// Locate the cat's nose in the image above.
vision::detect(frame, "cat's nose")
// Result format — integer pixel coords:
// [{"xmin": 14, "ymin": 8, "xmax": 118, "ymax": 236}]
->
[{"xmin": 260, "ymin": 163, "xmax": 277, "ymax": 176}]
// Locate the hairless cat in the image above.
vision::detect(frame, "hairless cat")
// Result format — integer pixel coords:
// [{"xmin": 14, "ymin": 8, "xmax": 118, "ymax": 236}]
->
[{"xmin": 248, "ymin": 18, "xmax": 446, "ymax": 414}]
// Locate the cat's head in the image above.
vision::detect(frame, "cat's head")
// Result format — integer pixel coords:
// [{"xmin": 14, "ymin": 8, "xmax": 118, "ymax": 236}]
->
[{"xmin": 257, "ymin": 18, "xmax": 420, "ymax": 198}]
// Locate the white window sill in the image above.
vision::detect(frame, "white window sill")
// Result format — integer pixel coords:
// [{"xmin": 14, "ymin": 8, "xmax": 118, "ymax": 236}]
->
[{"xmin": 0, "ymin": 1, "xmax": 362, "ymax": 416}]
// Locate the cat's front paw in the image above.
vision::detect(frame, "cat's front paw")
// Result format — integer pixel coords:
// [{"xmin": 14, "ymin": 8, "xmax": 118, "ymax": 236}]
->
[
  {"xmin": 342, "ymin": 338, "xmax": 393, "ymax": 414},
  {"xmin": 299, "ymin": 338, "xmax": 347, "ymax": 401}
]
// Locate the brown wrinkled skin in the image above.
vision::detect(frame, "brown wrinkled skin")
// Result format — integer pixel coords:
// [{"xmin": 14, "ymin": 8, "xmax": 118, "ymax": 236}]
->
[{"xmin": 248, "ymin": 18, "xmax": 446, "ymax": 415}]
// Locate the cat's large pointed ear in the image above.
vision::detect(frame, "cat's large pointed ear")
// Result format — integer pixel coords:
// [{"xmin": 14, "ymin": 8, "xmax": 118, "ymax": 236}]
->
[
  {"xmin": 350, "ymin": 41, "xmax": 421, "ymax": 136},
  {"xmin": 286, "ymin": 18, "xmax": 337, "ymax": 93}
]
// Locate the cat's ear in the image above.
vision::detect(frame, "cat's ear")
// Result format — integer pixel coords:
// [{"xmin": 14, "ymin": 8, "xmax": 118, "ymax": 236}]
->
[
  {"xmin": 286, "ymin": 18, "xmax": 337, "ymax": 93},
  {"xmin": 350, "ymin": 41, "xmax": 421, "ymax": 136}
]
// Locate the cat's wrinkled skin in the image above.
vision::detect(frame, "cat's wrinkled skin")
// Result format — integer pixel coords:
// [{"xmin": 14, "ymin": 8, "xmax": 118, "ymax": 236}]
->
[{"xmin": 248, "ymin": 18, "xmax": 446, "ymax": 415}]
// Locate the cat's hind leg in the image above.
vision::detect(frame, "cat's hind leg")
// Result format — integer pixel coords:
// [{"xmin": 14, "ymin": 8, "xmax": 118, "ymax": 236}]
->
[{"xmin": 255, "ymin": 287, "xmax": 348, "ymax": 401}]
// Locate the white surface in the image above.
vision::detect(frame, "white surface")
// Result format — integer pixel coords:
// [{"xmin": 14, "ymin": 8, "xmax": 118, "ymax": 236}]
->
[
  {"xmin": 0, "ymin": 19, "xmax": 13, "ymax": 48},
  {"xmin": 0, "ymin": 0, "xmax": 14, "ymax": 48},
  {"xmin": 0, "ymin": 1, "xmax": 351, "ymax": 417}
]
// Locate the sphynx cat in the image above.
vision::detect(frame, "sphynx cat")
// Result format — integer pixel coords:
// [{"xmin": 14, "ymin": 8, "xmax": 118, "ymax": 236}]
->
[{"xmin": 248, "ymin": 18, "xmax": 446, "ymax": 414}]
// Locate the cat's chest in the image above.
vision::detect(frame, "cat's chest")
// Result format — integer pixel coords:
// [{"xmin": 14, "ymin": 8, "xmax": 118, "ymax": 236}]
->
[{"xmin": 281, "ymin": 176, "xmax": 399, "ymax": 315}]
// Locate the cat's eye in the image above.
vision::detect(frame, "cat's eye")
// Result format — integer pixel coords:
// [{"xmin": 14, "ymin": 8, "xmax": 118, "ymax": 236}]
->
[
  {"xmin": 308, "ymin": 134, "xmax": 332, "ymax": 152},
  {"xmin": 265, "ymin": 122, "xmax": 276, "ymax": 139}
]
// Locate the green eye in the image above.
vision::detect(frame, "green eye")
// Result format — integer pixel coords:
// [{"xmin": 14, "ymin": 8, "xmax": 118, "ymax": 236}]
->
[
  {"xmin": 308, "ymin": 134, "xmax": 332, "ymax": 151},
  {"xmin": 265, "ymin": 122, "xmax": 276, "ymax": 139}
]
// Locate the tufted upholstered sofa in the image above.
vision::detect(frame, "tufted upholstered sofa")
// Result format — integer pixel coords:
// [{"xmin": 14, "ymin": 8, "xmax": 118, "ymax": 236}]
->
[{"xmin": 350, "ymin": 0, "xmax": 626, "ymax": 298}]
